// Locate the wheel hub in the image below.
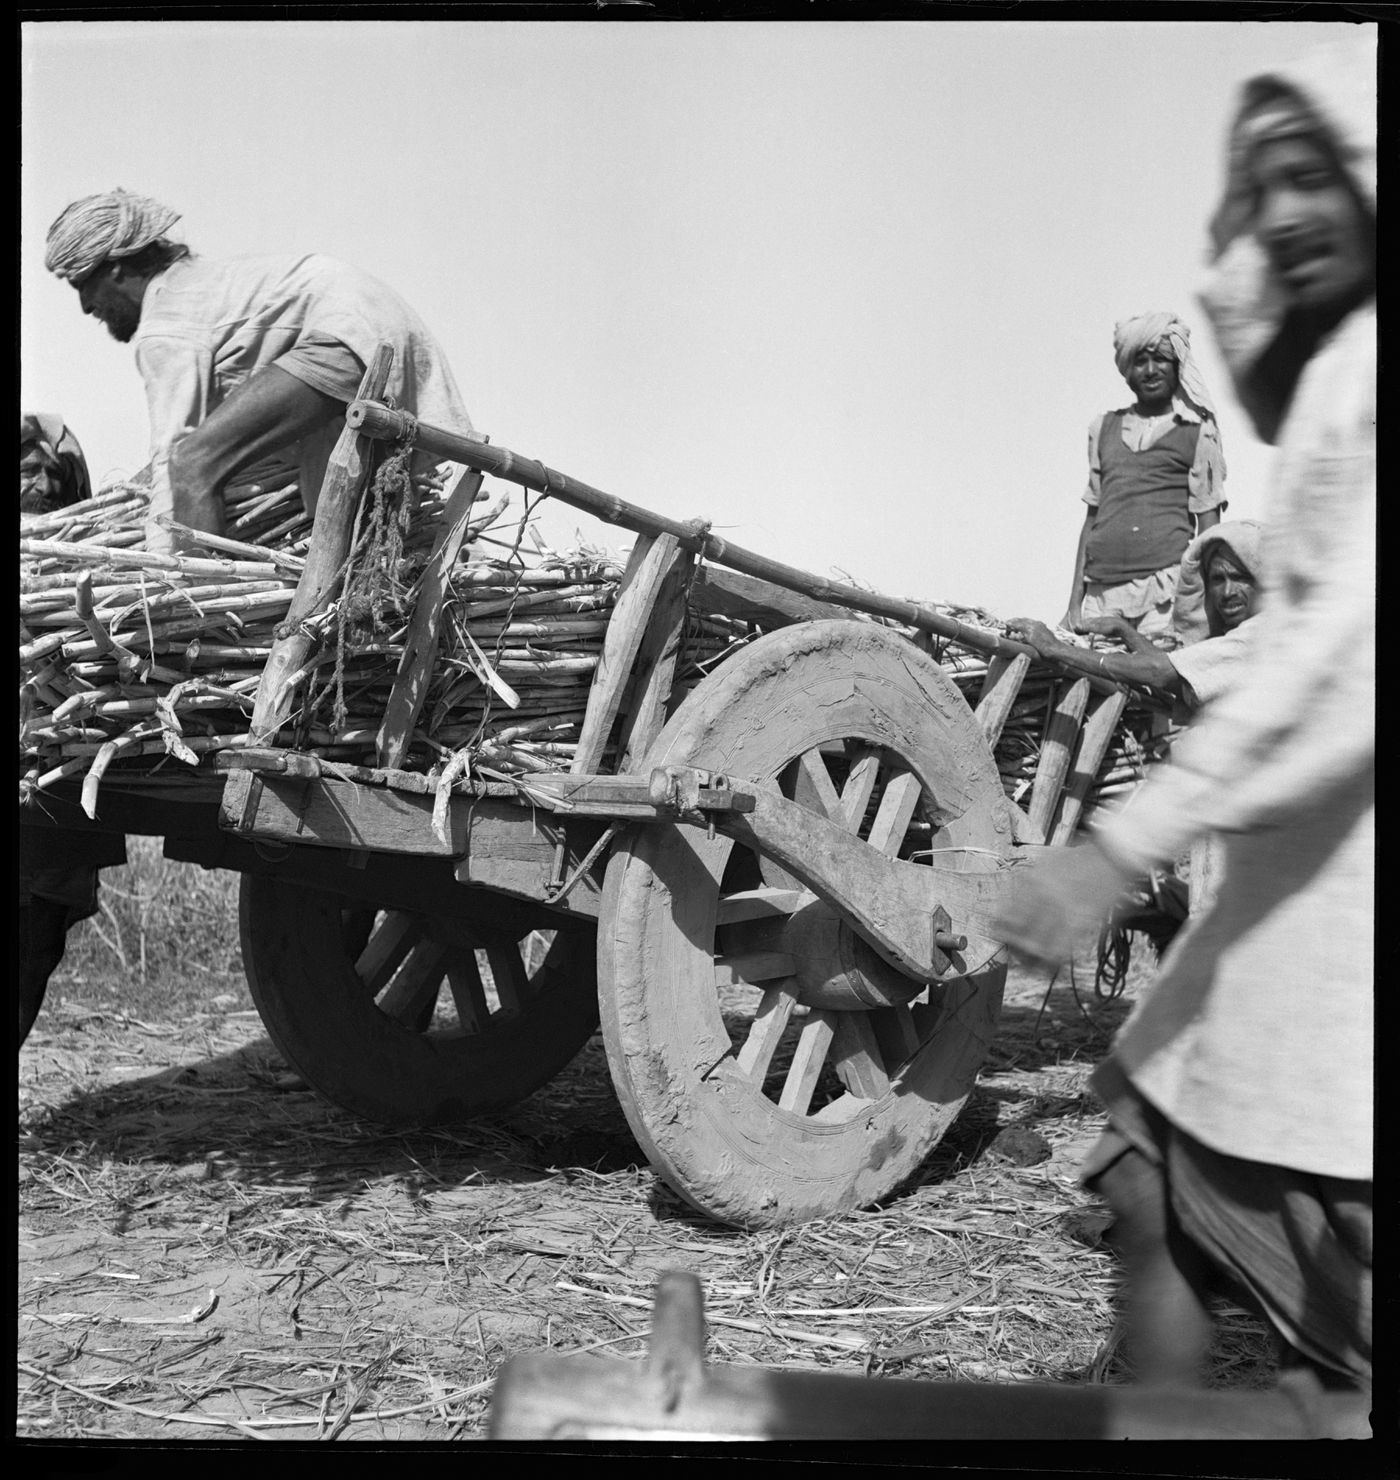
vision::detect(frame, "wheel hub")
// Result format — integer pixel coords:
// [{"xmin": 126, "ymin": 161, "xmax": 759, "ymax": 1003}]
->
[{"xmin": 782, "ymin": 900, "xmax": 925, "ymax": 1010}]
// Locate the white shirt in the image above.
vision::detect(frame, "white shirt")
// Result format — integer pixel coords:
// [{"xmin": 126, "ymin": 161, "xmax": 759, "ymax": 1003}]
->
[{"xmin": 134, "ymin": 254, "xmax": 474, "ymax": 530}]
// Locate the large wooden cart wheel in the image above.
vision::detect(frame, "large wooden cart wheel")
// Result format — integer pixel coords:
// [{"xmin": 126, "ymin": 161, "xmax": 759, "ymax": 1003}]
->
[
  {"xmin": 239, "ymin": 877, "xmax": 599, "ymax": 1126},
  {"xmin": 600, "ymin": 620, "xmax": 1012, "ymax": 1228}
]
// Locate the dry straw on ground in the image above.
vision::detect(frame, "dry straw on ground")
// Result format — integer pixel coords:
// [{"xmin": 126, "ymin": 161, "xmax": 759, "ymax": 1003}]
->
[{"xmin": 19, "ymin": 899, "xmax": 1276, "ymax": 1443}]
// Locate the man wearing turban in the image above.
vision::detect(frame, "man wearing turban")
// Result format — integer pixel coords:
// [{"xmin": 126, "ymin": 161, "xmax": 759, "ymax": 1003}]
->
[
  {"xmin": 1012, "ymin": 519, "xmax": 1264, "ymax": 711},
  {"xmin": 44, "ymin": 188, "xmax": 474, "ymax": 552},
  {"xmin": 1063, "ymin": 311, "xmax": 1226, "ymax": 646},
  {"xmin": 999, "ymin": 33, "xmax": 1374, "ymax": 1435},
  {"xmin": 21, "ymin": 412, "xmax": 92, "ymax": 515}
]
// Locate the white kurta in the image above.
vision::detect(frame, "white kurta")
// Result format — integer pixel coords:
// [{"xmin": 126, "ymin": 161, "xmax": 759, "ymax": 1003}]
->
[
  {"xmin": 1095, "ymin": 303, "xmax": 1375, "ymax": 1180},
  {"xmin": 132, "ymin": 253, "xmax": 474, "ymax": 530}
]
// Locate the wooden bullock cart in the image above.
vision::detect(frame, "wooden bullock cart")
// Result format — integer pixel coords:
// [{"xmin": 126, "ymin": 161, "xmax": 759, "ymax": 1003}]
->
[{"xmin": 21, "ymin": 349, "xmax": 1165, "ymax": 1229}]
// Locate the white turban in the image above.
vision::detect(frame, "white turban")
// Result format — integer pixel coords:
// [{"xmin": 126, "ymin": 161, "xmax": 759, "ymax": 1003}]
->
[
  {"xmin": 1111, "ymin": 311, "xmax": 1217, "ymax": 422},
  {"xmin": 1173, "ymin": 519, "xmax": 1267, "ymax": 644},
  {"xmin": 44, "ymin": 189, "xmax": 182, "ymax": 284}
]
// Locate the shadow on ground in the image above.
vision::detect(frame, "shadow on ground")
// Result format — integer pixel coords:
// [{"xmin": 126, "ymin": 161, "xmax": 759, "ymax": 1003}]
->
[{"xmin": 20, "ymin": 974, "xmax": 1132, "ymax": 1227}]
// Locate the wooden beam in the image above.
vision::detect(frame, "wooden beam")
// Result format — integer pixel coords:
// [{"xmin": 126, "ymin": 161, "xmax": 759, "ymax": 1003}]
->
[
  {"xmin": 572, "ymin": 532, "xmax": 681, "ymax": 775},
  {"xmin": 1049, "ymin": 689, "xmax": 1129, "ymax": 846},
  {"xmin": 1026, "ymin": 677, "xmax": 1092, "ymax": 841},
  {"xmin": 376, "ymin": 467, "xmax": 485, "ymax": 767},
  {"xmin": 974, "ymin": 652, "xmax": 1030, "ymax": 748},
  {"xmin": 250, "ymin": 345, "xmax": 393, "ymax": 743},
  {"xmin": 688, "ymin": 564, "xmax": 858, "ymax": 628},
  {"xmin": 616, "ymin": 544, "xmax": 694, "ymax": 773}
]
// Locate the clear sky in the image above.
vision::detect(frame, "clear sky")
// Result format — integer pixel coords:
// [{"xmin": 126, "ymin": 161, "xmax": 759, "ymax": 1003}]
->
[{"xmin": 20, "ymin": 18, "xmax": 1357, "ymax": 620}]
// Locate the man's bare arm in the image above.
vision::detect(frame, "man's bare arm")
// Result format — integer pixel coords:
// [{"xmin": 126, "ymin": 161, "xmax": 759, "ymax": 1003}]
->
[
  {"xmin": 1005, "ymin": 617, "xmax": 1180, "ymax": 692},
  {"xmin": 167, "ymin": 366, "xmax": 343, "ymax": 538}
]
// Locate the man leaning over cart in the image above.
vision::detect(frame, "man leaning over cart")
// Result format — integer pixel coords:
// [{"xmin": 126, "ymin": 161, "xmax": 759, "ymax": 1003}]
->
[
  {"xmin": 43, "ymin": 188, "xmax": 474, "ymax": 553},
  {"xmin": 1010, "ymin": 519, "xmax": 1265, "ymax": 918},
  {"xmin": 996, "ymin": 35, "xmax": 1374, "ymax": 1437}
]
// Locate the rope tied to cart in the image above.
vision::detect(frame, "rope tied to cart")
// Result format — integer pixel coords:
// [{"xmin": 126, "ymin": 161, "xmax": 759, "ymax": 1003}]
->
[{"xmin": 328, "ymin": 405, "xmax": 421, "ymax": 729}]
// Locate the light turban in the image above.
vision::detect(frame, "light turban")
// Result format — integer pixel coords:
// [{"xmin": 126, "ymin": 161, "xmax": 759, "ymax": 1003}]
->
[
  {"xmin": 1173, "ymin": 519, "xmax": 1267, "ymax": 643},
  {"xmin": 1112, "ymin": 311, "xmax": 1217, "ymax": 421},
  {"xmin": 44, "ymin": 189, "xmax": 182, "ymax": 284},
  {"xmin": 1198, "ymin": 33, "xmax": 1376, "ymax": 443}
]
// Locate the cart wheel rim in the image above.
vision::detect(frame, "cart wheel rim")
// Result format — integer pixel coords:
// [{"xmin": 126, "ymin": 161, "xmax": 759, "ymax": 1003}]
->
[
  {"xmin": 599, "ymin": 620, "xmax": 1010, "ymax": 1227},
  {"xmin": 240, "ymin": 877, "xmax": 599, "ymax": 1126}
]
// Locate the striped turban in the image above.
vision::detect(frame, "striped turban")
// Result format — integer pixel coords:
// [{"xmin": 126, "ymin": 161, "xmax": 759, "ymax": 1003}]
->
[
  {"xmin": 44, "ymin": 189, "xmax": 182, "ymax": 284},
  {"xmin": 1112, "ymin": 311, "xmax": 1217, "ymax": 422}
]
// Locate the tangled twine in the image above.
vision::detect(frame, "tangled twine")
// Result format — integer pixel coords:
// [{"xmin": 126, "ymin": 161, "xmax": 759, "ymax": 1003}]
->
[{"xmin": 329, "ymin": 426, "xmax": 421, "ymax": 730}]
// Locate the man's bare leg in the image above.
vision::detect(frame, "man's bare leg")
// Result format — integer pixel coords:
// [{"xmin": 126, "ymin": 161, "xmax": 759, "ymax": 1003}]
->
[
  {"xmin": 166, "ymin": 366, "xmax": 344, "ymax": 538},
  {"xmin": 1096, "ymin": 1149, "xmax": 1216, "ymax": 1386}
]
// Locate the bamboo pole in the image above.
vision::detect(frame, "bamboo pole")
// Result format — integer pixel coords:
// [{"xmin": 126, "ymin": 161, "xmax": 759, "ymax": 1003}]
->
[{"xmin": 345, "ymin": 397, "xmax": 1127, "ymax": 688}]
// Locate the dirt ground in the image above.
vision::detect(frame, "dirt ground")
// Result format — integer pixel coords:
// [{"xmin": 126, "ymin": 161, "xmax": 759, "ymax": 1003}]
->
[{"xmin": 17, "ymin": 952, "xmax": 1275, "ymax": 1445}]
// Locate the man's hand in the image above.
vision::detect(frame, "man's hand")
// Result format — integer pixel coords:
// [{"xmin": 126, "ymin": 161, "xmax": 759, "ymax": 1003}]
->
[
  {"xmin": 1080, "ymin": 614, "xmax": 1134, "ymax": 642},
  {"xmin": 1061, "ymin": 607, "xmax": 1086, "ymax": 635},
  {"xmin": 412, "ymin": 464, "xmax": 449, "ymax": 499},
  {"xmin": 1006, "ymin": 617, "xmax": 1057, "ymax": 652},
  {"xmin": 993, "ymin": 841, "xmax": 1132, "ymax": 968}
]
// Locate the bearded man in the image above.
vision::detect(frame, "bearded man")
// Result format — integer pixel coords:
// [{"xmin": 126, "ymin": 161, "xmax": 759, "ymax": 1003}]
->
[{"xmin": 44, "ymin": 189, "xmax": 473, "ymax": 551}]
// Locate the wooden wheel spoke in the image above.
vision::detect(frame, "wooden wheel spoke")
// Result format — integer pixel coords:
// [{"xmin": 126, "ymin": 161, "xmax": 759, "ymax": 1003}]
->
[
  {"xmin": 839, "ymin": 748, "xmax": 882, "ymax": 833},
  {"xmin": 355, "ymin": 912, "xmax": 422, "ymax": 996},
  {"xmin": 735, "ymin": 979, "xmax": 800, "ymax": 1082},
  {"xmin": 866, "ymin": 769, "xmax": 925, "ymax": 857},
  {"xmin": 872, "ymin": 1001, "xmax": 935, "ymax": 1071},
  {"xmin": 447, "ymin": 958, "xmax": 490, "ymax": 1033},
  {"xmin": 376, "ymin": 942, "xmax": 450, "ymax": 1026},
  {"xmin": 793, "ymin": 747, "xmax": 844, "ymax": 821},
  {"xmin": 485, "ymin": 942, "xmax": 532, "ymax": 1014},
  {"xmin": 715, "ymin": 951, "xmax": 796, "ymax": 988},
  {"xmin": 238, "ymin": 876, "xmax": 600, "ymax": 1129},
  {"xmin": 777, "ymin": 1009, "xmax": 837, "ymax": 1115},
  {"xmin": 716, "ymin": 887, "xmax": 811, "ymax": 925},
  {"xmin": 830, "ymin": 1012, "xmax": 891, "ymax": 1099}
]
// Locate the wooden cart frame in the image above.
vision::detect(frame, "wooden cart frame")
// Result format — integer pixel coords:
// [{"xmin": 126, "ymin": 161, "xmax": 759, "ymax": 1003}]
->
[{"xmin": 24, "ymin": 349, "xmax": 1151, "ymax": 1229}]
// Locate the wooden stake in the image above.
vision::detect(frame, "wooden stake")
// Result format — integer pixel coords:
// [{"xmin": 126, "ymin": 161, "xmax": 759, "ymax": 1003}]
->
[
  {"xmin": 1049, "ymin": 689, "xmax": 1128, "ymax": 846},
  {"xmin": 616, "ymin": 545, "xmax": 694, "ymax": 773},
  {"xmin": 1026, "ymin": 678, "xmax": 1092, "ymax": 841},
  {"xmin": 571, "ymin": 533, "xmax": 680, "ymax": 775},
  {"xmin": 249, "ymin": 345, "xmax": 393, "ymax": 744},
  {"xmin": 973, "ymin": 652, "xmax": 1030, "ymax": 748},
  {"xmin": 376, "ymin": 467, "xmax": 485, "ymax": 767}
]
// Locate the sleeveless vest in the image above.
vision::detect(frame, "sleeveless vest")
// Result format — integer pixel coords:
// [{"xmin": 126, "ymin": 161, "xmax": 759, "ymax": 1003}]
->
[{"xmin": 1085, "ymin": 413, "xmax": 1201, "ymax": 584}]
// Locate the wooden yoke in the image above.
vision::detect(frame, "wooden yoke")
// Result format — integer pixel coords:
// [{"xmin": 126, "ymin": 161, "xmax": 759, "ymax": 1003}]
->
[{"xmin": 249, "ymin": 346, "xmax": 393, "ymax": 745}]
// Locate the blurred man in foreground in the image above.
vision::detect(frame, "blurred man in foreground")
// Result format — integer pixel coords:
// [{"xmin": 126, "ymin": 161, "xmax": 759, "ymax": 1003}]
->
[
  {"xmin": 43, "ymin": 189, "xmax": 472, "ymax": 552},
  {"xmin": 997, "ymin": 38, "xmax": 1374, "ymax": 1436}
]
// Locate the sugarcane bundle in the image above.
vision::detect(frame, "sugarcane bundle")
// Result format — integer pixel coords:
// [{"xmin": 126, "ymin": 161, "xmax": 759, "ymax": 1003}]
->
[{"xmin": 19, "ymin": 469, "xmax": 759, "ymax": 812}]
